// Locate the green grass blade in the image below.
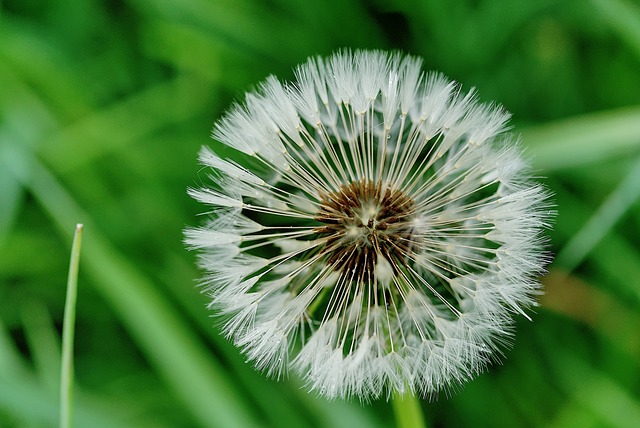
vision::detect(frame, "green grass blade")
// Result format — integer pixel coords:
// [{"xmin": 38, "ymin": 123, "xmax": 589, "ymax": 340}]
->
[
  {"xmin": 550, "ymin": 353, "xmax": 640, "ymax": 428},
  {"xmin": 556, "ymin": 155, "xmax": 640, "ymax": 272},
  {"xmin": 0, "ymin": 154, "xmax": 24, "ymax": 247},
  {"xmin": 37, "ymin": 76, "xmax": 208, "ymax": 173},
  {"xmin": 60, "ymin": 223, "xmax": 83, "ymax": 428},
  {"xmin": 549, "ymin": 183, "xmax": 640, "ymax": 308},
  {"xmin": 590, "ymin": 0, "xmax": 640, "ymax": 60},
  {"xmin": 21, "ymin": 300, "xmax": 62, "ymax": 393},
  {"xmin": 521, "ymin": 106, "xmax": 640, "ymax": 171},
  {"xmin": 0, "ymin": 317, "xmax": 26, "ymax": 378}
]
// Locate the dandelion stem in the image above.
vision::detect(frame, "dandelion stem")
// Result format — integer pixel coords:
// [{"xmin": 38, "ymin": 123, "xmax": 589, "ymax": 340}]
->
[
  {"xmin": 60, "ymin": 223, "xmax": 83, "ymax": 428},
  {"xmin": 391, "ymin": 390, "xmax": 427, "ymax": 428}
]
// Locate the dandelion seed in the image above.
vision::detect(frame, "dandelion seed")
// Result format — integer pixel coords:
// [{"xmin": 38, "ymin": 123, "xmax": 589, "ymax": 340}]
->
[{"xmin": 186, "ymin": 50, "xmax": 552, "ymax": 400}]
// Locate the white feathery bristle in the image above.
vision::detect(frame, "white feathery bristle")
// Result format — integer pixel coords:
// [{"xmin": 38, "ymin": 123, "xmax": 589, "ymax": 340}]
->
[
  {"xmin": 398, "ymin": 55, "xmax": 423, "ymax": 114},
  {"xmin": 187, "ymin": 188, "xmax": 242, "ymax": 208},
  {"xmin": 184, "ymin": 228, "xmax": 241, "ymax": 248},
  {"xmin": 198, "ymin": 146, "xmax": 265, "ymax": 186},
  {"xmin": 326, "ymin": 50, "xmax": 357, "ymax": 105}
]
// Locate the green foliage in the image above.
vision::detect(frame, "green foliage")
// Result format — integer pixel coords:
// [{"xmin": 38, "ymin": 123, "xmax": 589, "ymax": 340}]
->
[{"xmin": 1, "ymin": 0, "xmax": 639, "ymax": 426}]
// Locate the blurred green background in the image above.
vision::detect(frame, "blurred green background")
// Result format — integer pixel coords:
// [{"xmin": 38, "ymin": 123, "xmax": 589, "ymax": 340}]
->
[{"xmin": 1, "ymin": 0, "xmax": 640, "ymax": 427}]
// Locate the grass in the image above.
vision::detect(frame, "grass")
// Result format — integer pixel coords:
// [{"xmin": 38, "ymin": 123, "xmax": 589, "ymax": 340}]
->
[
  {"xmin": 1, "ymin": 0, "xmax": 639, "ymax": 427},
  {"xmin": 60, "ymin": 224, "xmax": 83, "ymax": 428}
]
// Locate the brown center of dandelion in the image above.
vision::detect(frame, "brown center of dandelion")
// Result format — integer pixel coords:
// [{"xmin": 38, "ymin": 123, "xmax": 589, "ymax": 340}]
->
[{"xmin": 315, "ymin": 180, "xmax": 415, "ymax": 280}]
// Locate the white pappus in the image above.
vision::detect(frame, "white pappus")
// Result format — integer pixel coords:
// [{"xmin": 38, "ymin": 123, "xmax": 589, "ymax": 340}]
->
[{"xmin": 186, "ymin": 50, "xmax": 552, "ymax": 401}]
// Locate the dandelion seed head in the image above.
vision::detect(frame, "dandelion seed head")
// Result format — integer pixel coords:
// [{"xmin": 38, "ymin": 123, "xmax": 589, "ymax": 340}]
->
[{"xmin": 187, "ymin": 50, "xmax": 552, "ymax": 400}]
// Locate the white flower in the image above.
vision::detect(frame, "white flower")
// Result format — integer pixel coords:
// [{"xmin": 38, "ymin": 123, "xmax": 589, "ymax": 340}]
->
[{"xmin": 186, "ymin": 50, "xmax": 551, "ymax": 400}]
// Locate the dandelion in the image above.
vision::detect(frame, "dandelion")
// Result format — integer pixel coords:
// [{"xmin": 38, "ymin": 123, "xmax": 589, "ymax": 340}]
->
[{"xmin": 186, "ymin": 50, "xmax": 551, "ymax": 400}]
